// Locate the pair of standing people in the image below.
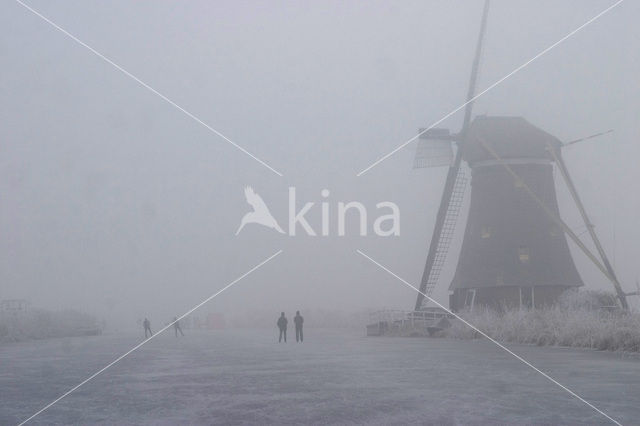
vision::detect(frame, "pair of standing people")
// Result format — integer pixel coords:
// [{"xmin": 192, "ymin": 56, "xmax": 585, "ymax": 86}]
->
[
  {"xmin": 277, "ymin": 311, "xmax": 304, "ymax": 343},
  {"xmin": 142, "ymin": 317, "xmax": 183, "ymax": 339}
]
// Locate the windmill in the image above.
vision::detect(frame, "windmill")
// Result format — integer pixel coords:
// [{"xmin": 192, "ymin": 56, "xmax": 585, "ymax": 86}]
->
[{"xmin": 413, "ymin": 0, "xmax": 630, "ymax": 312}]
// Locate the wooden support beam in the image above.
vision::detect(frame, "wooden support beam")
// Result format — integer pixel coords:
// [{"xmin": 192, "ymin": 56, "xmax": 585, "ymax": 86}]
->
[{"xmin": 546, "ymin": 144, "xmax": 628, "ymax": 309}]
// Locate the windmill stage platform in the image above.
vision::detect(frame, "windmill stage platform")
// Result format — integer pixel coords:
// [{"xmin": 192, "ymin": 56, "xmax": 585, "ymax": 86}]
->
[{"xmin": 366, "ymin": 308, "xmax": 455, "ymax": 337}]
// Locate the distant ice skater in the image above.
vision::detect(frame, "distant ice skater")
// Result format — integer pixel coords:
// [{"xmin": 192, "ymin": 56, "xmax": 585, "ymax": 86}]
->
[
  {"xmin": 277, "ymin": 312, "xmax": 288, "ymax": 343},
  {"xmin": 236, "ymin": 186, "xmax": 284, "ymax": 235},
  {"xmin": 143, "ymin": 318, "xmax": 152, "ymax": 338},
  {"xmin": 173, "ymin": 317, "xmax": 184, "ymax": 337},
  {"xmin": 294, "ymin": 311, "xmax": 304, "ymax": 342}
]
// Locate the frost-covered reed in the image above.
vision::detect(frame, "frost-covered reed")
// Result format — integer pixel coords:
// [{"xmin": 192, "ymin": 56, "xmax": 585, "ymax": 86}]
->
[{"xmin": 445, "ymin": 290, "xmax": 640, "ymax": 352}]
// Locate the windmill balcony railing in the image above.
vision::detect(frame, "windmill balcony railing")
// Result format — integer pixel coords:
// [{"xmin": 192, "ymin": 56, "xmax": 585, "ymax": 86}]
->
[{"xmin": 366, "ymin": 308, "xmax": 455, "ymax": 336}]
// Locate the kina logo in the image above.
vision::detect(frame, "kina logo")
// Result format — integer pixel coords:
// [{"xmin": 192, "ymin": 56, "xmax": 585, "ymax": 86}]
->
[
  {"xmin": 236, "ymin": 186, "xmax": 400, "ymax": 237},
  {"xmin": 236, "ymin": 186, "xmax": 285, "ymax": 235}
]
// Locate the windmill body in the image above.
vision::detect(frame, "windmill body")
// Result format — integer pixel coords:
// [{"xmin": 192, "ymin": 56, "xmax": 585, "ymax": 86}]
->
[
  {"xmin": 448, "ymin": 116, "xmax": 584, "ymax": 311},
  {"xmin": 412, "ymin": 0, "xmax": 628, "ymax": 314}
]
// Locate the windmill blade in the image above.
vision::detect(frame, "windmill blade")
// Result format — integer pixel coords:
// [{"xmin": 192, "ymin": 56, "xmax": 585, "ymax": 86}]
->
[
  {"xmin": 461, "ymin": 0, "xmax": 490, "ymax": 131},
  {"xmin": 414, "ymin": 159, "xmax": 467, "ymax": 310},
  {"xmin": 563, "ymin": 129, "xmax": 613, "ymax": 147},
  {"xmin": 414, "ymin": 0, "xmax": 489, "ymax": 311},
  {"xmin": 413, "ymin": 128, "xmax": 454, "ymax": 169}
]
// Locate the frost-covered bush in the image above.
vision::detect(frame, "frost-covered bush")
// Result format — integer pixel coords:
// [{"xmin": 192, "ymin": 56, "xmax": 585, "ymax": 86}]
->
[{"xmin": 444, "ymin": 290, "xmax": 640, "ymax": 352}]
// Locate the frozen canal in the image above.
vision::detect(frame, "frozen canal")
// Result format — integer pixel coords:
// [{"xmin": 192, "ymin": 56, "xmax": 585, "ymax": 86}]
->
[{"xmin": 1, "ymin": 328, "xmax": 639, "ymax": 425}]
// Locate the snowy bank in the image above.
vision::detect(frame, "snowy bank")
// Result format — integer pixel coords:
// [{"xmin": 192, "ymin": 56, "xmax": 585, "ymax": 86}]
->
[
  {"xmin": 0, "ymin": 308, "xmax": 101, "ymax": 343},
  {"xmin": 444, "ymin": 290, "xmax": 640, "ymax": 352}
]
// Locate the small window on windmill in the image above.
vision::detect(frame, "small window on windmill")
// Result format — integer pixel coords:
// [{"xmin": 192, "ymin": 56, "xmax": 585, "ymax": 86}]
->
[
  {"xmin": 518, "ymin": 246, "xmax": 530, "ymax": 264},
  {"xmin": 481, "ymin": 226, "xmax": 491, "ymax": 239},
  {"xmin": 514, "ymin": 178, "xmax": 525, "ymax": 188},
  {"xmin": 413, "ymin": 128, "xmax": 453, "ymax": 168},
  {"xmin": 550, "ymin": 225, "xmax": 561, "ymax": 237}
]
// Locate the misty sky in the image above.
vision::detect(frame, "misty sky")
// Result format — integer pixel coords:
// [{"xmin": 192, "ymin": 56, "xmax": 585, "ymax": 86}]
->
[{"xmin": 1, "ymin": 0, "xmax": 639, "ymax": 326}]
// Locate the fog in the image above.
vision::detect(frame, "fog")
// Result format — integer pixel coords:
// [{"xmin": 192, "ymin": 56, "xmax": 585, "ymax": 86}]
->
[{"xmin": 1, "ymin": 0, "xmax": 639, "ymax": 329}]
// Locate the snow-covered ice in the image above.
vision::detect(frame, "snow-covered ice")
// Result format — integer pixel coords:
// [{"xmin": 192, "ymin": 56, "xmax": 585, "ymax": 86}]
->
[{"xmin": 2, "ymin": 329, "xmax": 639, "ymax": 425}]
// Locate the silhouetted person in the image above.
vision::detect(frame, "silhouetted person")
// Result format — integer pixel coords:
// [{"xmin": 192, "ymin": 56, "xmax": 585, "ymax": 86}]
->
[
  {"xmin": 143, "ymin": 318, "xmax": 152, "ymax": 338},
  {"xmin": 277, "ymin": 312, "xmax": 288, "ymax": 343},
  {"xmin": 294, "ymin": 311, "xmax": 304, "ymax": 342},
  {"xmin": 173, "ymin": 317, "xmax": 184, "ymax": 337}
]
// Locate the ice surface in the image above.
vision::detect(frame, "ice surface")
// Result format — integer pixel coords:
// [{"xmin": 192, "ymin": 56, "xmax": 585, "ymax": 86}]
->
[{"xmin": 1, "ymin": 329, "xmax": 639, "ymax": 425}]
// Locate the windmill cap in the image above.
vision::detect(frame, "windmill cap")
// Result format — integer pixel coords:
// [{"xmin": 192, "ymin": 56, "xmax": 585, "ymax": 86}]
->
[{"xmin": 463, "ymin": 116, "xmax": 562, "ymax": 165}]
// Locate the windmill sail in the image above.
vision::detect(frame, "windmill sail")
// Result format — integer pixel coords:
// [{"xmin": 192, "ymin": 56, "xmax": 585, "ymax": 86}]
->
[
  {"xmin": 414, "ymin": 164, "xmax": 467, "ymax": 308},
  {"xmin": 414, "ymin": 0, "xmax": 490, "ymax": 310},
  {"xmin": 413, "ymin": 128, "xmax": 454, "ymax": 169}
]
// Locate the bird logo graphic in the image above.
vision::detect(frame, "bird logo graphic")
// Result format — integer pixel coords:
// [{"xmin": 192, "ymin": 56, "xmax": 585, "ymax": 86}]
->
[{"xmin": 236, "ymin": 186, "xmax": 285, "ymax": 235}]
